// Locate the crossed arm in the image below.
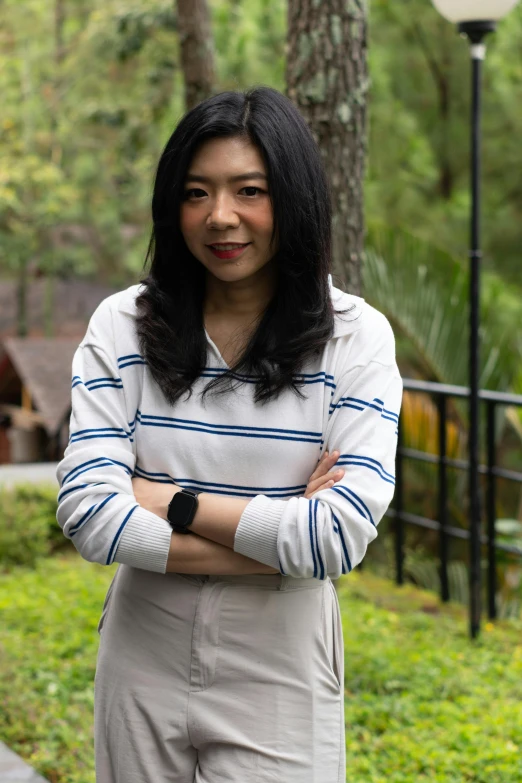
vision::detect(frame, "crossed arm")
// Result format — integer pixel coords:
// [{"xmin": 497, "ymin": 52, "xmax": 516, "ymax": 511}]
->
[{"xmin": 131, "ymin": 450, "xmax": 345, "ymax": 575}]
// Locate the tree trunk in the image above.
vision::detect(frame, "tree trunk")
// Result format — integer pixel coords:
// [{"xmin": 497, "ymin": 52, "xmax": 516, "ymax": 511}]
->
[
  {"xmin": 286, "ymin": 0, "xmax": 368, "ymax": 296},
  {"xmin": 176, "ymin": 0, "xmax": 215, "ymax": 112},
  {"xmin": 51, "ymin": 0, "xmax": 65, "ymax": 166},
  {"xmin": 17, "ymin": 258, "xmax": 28, "ymax": 337}
]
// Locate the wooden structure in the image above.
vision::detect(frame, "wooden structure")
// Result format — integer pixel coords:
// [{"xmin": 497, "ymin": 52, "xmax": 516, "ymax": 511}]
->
[{"xmin": 0, "ymin": 338, "xmax": 79, "ymax": 463}]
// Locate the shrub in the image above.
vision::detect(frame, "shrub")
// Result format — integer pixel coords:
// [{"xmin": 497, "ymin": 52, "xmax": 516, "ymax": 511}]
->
[{"xmin": 0, "ymin": 483, "xmax": 71, "ymax": 569}]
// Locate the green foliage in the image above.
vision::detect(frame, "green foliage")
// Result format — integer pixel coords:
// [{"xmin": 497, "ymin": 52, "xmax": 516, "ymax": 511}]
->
[
  {"xmin": 1, "ymin": 0, "xmax": 520, "ymax": 296},
  {"xmin": 367, "ymin": 0, "xmax": 522, "ymax": 288},
  {"xmin": 364, "ymin": 223, "xmax": 522, "ymax": 395},
  {"xmin": 0, "ymin": 556, "xmax": 115, "ymax": 782},
  {"xmin": 0, "ymin": 0, "xmax": 286, "ymax": 291},
  {"xmin": 338, "ymin": 571, "xmax": 522, "ymax": 782},
  {"xmin": 1, "ymin": 557, "xmax": 522, "ymax": 782},
  {"xmin": 0, "ymin": 483, "xmax": 68, "ymax": 568}
]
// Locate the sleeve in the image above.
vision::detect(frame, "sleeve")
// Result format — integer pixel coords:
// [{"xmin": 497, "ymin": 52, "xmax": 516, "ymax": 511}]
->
[
  {"xmin": 233, "ymin": 318, "xmax": 403, "ymax": 579},
  {"xmin": 55, "ymin": 330, "xmax": 173, "ymax": 572}
]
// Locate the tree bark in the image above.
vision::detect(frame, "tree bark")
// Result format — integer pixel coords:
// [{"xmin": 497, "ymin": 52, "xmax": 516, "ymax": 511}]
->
[
  {"xmin": 286, "ymin": 0, "xmax": 368, "ymax": 296},
  {"xmin": 176, "ymin": 0, "xmax": 215, "ymax": 112}
]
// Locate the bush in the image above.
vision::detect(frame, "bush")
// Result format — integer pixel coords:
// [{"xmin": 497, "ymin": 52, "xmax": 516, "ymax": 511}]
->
[{"xmin": 0, "ymin": 483, "xmax": 70, "ymax": 569}]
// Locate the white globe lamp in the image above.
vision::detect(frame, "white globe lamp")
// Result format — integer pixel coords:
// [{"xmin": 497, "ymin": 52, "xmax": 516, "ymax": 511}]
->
[{"xmin": 432, "ymin": 0, "xmax": 520, "ymax": 23}]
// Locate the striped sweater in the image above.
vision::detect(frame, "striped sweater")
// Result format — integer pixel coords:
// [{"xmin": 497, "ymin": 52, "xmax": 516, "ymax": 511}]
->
[{"xmin": 56, "ymin": 278, "xmax": 403, "ymax": 578}]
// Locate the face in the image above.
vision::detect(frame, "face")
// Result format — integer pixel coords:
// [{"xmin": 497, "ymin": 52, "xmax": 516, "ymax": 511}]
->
[{"xmin": 180, "ymin": 136, "xmax": 277, "ymax": 287}]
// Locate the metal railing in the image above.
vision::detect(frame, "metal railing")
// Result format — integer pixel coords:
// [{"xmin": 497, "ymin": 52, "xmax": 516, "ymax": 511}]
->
[{"xmin": 384, "ymin": 378, "xmax": 522, "ymax": 634}]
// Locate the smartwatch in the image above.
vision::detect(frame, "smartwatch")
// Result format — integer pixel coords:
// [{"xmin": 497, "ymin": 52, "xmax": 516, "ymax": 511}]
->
[{"xmin": 167, "ymin": 488, "xmax": 201, "ymax": 534}]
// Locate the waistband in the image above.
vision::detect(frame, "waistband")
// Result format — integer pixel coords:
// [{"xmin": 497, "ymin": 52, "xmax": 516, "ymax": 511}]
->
[{"xmin": 185, "ymin": 573, "xmax": 326, "ymax": 591}]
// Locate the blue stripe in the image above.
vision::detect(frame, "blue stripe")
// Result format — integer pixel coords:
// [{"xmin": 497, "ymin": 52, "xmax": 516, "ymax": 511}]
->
[
  {"xmin": 67, "ymin": 462, "xmax": 132, "ymax": 484},
  {"xmin": 119, "ymin": 360, "xmax": 147, "ymax": 369},
  {"xmin": 335, "ymin": 402, "xmax": 365, "ymax": 412},
  {"xmin": 69, "ymin": 426, "xmax": 132, "ymax": 439},
  {"xmin": 106, "ymin": 505, "xmax": 139, "ymax": 564},
  {"xmin": 72, "ymin": 377, "xmax": 123, "ymax": 391},
  {"xmin": 119, "ymin": 360, "xmax": 336, "ymax": 387},
  {"xmin": 70, "ymin": 433, "xmax": 133, "ymax": 444},
  {"xmin": 314, "ymin": 499, "xmax": 325, "ymax": 579},
  {"xmin": 137, "ymin": 412, "xmax": 321, "ymax": 439},
  {"xmin": 330, "ymin": 396, "xmax": 399, "ymax": 422},
  {"xmin": 308, "ymin": 501, "xmax": 317, "ymax": 578},
  {"xmin": 86, "ymin": 383, "xmax": 124, "ymax": 391},
  {"xmin": 137, "ymin": 421, "xmax": 321, "ymax": 444},
  {"xmin": 339, "ymin": 454, "xmax": 395, "ymax": 481},
  {"xmin": 332, "ymin": 510, "xmax": 352, "ymax": 573},
  {"xmin": 133, "ymin": 465, "xmax": 307, "ymax": 497},
  {"xmin": 135, "ymin": 411, "xmax": 322, "ymax": 444},
  {"xmin": 85, "ymin": 377, "xmax": 122, "ymax": 387},
  {"xmin": 57, "ymin": 481, "xmax": 104, "ymax": 502},
  {"xmin": 62, "ymin": 456, "xmax": 132, "ymax": 486},
  {"xmin": 332, "ymin": 485, "xmax": 375, "ymax": 526},
  {"xmin": 337, "ymin": 455, "xmax": 395, "ymax": 485},
  {"xmin": 70, "ymin": 492, "xmax": 117, "ymax": 536},
  {"xmin": 332, "ymin": 521, "xmax": 347, "ymax": 573}
]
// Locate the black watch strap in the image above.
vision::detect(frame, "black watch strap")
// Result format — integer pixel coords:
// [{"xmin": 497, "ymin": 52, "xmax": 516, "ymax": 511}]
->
[{"xmin": 167, "ymin": 489, "xmax": 201, "ymax": 534}]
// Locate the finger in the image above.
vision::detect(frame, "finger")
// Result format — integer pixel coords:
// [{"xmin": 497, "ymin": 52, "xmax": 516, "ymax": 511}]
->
[
  {"xmin": 305, "ymin": 479, "xmax": 335, "ymax": 499},
  {"xmin": 307, "ymin": 464, "xmax": 344, "ymax": 491},
  {"xmin": 305, "ymin": 468, "xmax": 344, "ymax": 497},
  {"xmin": 309, "ymin": 450, "xmax": 339, "ymax": 482}
]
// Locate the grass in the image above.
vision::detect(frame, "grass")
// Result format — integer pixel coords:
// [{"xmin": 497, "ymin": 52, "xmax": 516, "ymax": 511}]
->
[{"xmin": 0, "ymin": 554, "xmax": 522, "ymax": 782}]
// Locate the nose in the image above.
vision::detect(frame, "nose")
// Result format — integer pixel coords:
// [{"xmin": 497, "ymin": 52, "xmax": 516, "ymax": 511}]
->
[{"xmin": 206, "ymin": 192, "xmax": 240, "ymax": 230}]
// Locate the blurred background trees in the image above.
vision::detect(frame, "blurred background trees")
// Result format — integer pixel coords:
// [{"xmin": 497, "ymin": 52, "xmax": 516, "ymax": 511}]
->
[{"xmin": 2, "ymin": 0, "xmax": 520, "ymax": 287}]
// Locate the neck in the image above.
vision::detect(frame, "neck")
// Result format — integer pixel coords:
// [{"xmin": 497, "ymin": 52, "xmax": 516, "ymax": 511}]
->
[{"xmin": 203, "ymin": 263, "xmax": 277, "ymax": 321}]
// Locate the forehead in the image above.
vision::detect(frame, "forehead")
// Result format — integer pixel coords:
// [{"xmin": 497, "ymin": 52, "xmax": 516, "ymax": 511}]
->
[{"xmin": 187, "ymin": 136, "xmax": 266, "ymax": 178}]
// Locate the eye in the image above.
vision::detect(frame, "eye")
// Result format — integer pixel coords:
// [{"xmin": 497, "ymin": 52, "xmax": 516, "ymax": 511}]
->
[
  {"xmin": 239, "ymin": 186, "xmax": 265, "ymax": 197},
  {"xmin": 184, "ymin": 188, "xmax": 206, "ymax": 199}
]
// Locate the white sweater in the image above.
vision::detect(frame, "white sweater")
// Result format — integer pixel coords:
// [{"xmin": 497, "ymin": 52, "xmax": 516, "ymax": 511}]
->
[{"xmin": 56, "ymin": 279, "xmax": 403, "ymax": 579}]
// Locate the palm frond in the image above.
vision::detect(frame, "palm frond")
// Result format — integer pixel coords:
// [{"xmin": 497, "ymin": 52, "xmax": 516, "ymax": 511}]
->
[{"xmin": 363, "ymin": 224, "xmax": 520, "ymax": 393}]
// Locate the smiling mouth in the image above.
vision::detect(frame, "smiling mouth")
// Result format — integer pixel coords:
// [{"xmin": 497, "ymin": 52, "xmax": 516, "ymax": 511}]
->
[{"xmin": 207, "ymin": 243, "xmax": 251, "ymax": 259}]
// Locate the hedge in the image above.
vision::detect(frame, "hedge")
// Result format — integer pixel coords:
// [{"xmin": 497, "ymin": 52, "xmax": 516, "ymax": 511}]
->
[{"xmin": 0, "ymin": 483, "xmax": 71, "ymax": 569}]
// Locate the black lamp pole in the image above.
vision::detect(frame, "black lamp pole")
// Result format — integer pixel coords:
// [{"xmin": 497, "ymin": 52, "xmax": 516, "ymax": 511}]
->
[{"xmin": 458, "ymin": 20, "xmax": 496, "ymax": 639}]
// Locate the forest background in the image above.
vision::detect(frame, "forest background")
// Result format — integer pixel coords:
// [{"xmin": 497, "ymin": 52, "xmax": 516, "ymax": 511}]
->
[
  {"xmin": 1, "ymin": 0, "xmax": 522, "ymax": 610},
  {"xmin": 2, "ymin": 0, "xmax": 521, "ymax": 292}
]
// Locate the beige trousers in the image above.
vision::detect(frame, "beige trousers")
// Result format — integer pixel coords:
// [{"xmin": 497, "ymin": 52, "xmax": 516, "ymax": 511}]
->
[{"xmin": 94, "ymin": 566, "xmax": 345, "ymax": 782}]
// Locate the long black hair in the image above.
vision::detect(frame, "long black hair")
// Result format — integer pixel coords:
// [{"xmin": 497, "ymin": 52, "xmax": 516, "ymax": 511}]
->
[{"xmin": 135, "ymin": 85, "xmax": 351, "ymax": 406}]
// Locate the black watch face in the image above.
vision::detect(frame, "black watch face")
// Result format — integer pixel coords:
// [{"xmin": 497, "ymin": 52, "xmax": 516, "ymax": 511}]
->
[{"xmin": 169, "ymin": 491, "xmax": 197, "ymax": 527}]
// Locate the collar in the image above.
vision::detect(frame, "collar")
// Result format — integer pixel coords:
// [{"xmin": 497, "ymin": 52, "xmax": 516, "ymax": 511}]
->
[{"xmin": 117, "ymin": 280, "xmax": 365, "ymax": 338}]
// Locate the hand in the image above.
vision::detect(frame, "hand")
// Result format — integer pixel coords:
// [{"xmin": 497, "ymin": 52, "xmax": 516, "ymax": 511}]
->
[
  {"xmin": 303, "ymin": 450, "xmax": 345, "ymax": 499},
  {"xmin": 131, "ymin": 476, "xmax": 182, "ymax": 519}
]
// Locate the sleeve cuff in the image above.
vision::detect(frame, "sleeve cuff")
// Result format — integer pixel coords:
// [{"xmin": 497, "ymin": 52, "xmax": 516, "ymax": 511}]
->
[
  {"xmin": 233, "ymin": 494, "xmax": 285, "ymax": 569},
  {"xmin": 113, "ymin": 506, "xmax": 172, "ymax": 573}
]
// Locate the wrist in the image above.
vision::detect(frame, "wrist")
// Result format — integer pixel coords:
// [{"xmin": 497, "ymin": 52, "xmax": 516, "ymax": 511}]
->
[{"xmin": 167, "ymin": 487, "xmax": 204, "ymax": 533}]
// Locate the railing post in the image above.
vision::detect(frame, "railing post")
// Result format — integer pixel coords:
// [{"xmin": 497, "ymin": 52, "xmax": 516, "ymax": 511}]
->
[
  {"xmin": 438, "ymin": 394, "xmax": 450, "ymax": 602},
  {"xmin": 395, "ymin": 413, "xmax": 404, "ymax": 585},
  {"xmin": 486, "ymin": 400, "xmax": 497, "ymax": 619}
]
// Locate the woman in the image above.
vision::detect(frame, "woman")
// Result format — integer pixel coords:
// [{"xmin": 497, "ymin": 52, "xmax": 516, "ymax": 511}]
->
[{"xmin": 56, "ymin": 86, "xmax": 402, "ymax": 782}]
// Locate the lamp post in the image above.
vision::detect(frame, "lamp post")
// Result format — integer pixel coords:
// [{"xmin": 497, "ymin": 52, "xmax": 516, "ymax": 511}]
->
[{"xmin": 430, "ymin": 0, "xmax": 520, "ymax": 639}]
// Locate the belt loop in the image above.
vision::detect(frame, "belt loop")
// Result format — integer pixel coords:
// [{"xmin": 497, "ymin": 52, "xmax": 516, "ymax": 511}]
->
[{"xmin": 278, "ymin": 574, "xmax": 288, "ymax": 591}]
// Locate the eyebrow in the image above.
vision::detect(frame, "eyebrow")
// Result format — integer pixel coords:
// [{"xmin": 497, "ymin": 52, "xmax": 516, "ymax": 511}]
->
[{"xmin": 185, "ymin": 171, "xmax": 268, "ymax": 184}]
